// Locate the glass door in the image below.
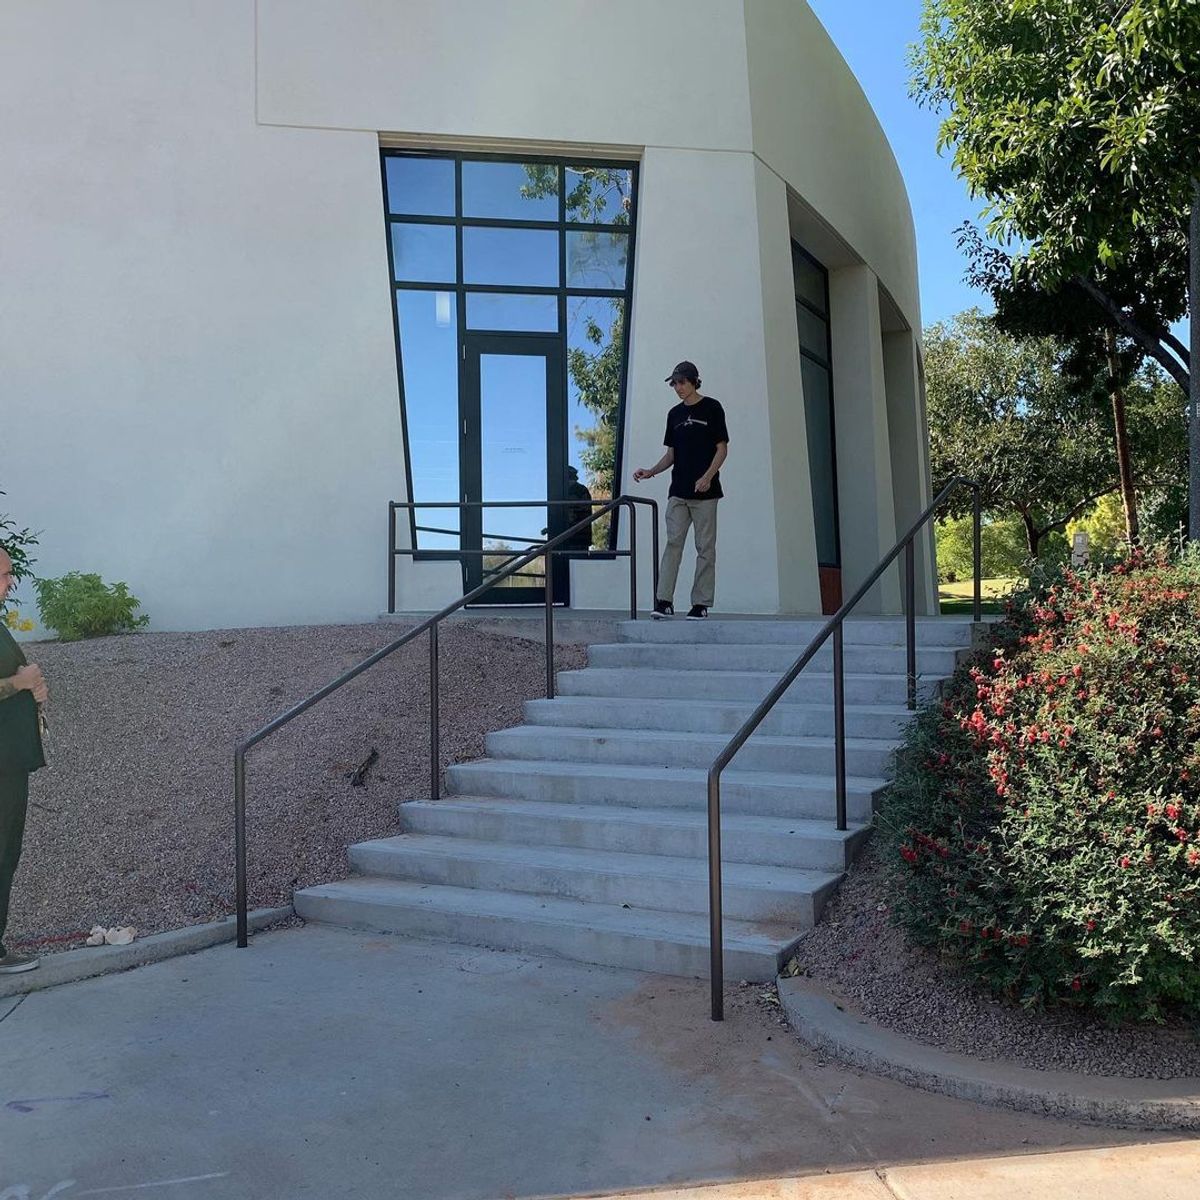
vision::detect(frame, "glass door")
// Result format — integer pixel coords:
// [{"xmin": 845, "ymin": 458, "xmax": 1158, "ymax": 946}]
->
[{"xmin": 462, "ymin": 333, "xmax": 568, "ymax": 604}]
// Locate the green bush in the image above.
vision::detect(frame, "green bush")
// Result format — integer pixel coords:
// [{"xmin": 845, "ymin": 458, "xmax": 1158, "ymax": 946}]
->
[
  {"xmin": 0, "ymin": 489, "xmax": 38, "ymax": 615},
  {"xmin": 880, "ymin": 548, "xmax": 1200, "ymax": 1022},
  {"xmin": 34, "ymin": 572, "xmax": 150, "ymax": 642}
]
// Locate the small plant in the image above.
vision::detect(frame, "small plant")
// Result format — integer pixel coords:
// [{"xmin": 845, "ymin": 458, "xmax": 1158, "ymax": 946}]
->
[
  {"xmin": 880, "ymin": 546, "xmax": 1200, "ymax": 1023},
  {"xmin": 34, "ymin": 572, "xmax": 150, "ymax": 642},
  {"xmin": 0, "ymin": 488, "xmax": 38, "ymax": 615}
]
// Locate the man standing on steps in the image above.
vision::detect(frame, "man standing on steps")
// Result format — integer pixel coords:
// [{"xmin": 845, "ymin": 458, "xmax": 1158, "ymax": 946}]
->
[
  {"xmin": 0, "ymin": 548, "xmax": 48, "ymax": 974},
  {"xmin": 633, "ymin": 361, "xmax": 729, "ymax": 620}
]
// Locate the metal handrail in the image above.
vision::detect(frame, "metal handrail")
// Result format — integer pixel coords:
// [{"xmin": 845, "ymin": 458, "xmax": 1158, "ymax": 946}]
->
[
  {"xmin": 704, "ymin": 478, "xmax": 982, "ymax": 1020},
  {"xmin": 388, "ymin": 497, "xmax": 660, "ymax": 614},
  {"xmin": 234, "ymin": 494, "xmax": 656, "ymax": 948}
]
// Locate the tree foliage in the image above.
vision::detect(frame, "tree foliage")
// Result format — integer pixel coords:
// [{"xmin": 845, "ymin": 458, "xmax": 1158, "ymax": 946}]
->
[{"xmin": 0, "ymin": 489, "xmax": 37, "ymax": 615}]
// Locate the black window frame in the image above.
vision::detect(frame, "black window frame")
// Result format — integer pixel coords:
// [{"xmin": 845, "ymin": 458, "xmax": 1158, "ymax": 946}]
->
[
  {"xmin": 381, "ymin": 148, "xmax": 640, "ymax": 566},
  {"xmin": 791, "ymin": 240, "xmax": 842, "ymax": 569}
]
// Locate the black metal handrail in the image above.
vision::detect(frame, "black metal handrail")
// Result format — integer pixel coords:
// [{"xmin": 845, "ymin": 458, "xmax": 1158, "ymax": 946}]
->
[
  {"xmin": 388, "ymin": 498, "xmax": 661, "ymax": 615},
  {"xmin": 234, "ymin": 494, "xmax": 657, "ymax": 948},
  {"xmin": 705, "ymin": 478, "xmax": 982, "ymax": 1020}
]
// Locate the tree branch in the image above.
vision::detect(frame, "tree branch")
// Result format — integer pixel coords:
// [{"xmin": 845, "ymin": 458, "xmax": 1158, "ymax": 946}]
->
[
  {"xmin": 1038, "ymin": 485, "xmax": 1120, "ymax": 536},
  {"xmin": 1073, "ymin": 275, "xmax": 1191, "ymax": 392},
  {"xmin": 1162, "ymin": 328, "xmax": 1191, "ymax": 367}
]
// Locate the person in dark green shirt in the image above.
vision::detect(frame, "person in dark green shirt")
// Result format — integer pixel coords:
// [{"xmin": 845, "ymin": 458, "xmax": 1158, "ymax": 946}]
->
[{"xmin": 0, "ymin": 548, "xmax": 48, "ymax": 973}]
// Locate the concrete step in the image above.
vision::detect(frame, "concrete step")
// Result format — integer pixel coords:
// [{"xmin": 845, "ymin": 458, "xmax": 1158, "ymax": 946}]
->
[
  {"xmin": 557, "ymin": 666, "xmax": 940, "ymax": 706},
  {"xmin": 443, "ymin": 759, "xmax": 883, "ymax": 823},
  {"xmin": 588, "ymin": 641, "xmax": 963, "ymax": 677},
  {"xmin": 347, "ymin": 835, "xmax": 841, "ymax": 924},
  {"xmin": 402, "ymin": 798, "xmax": 869, "ymax": 872},
  {"xmin": 524, "ymin": 695, "xmax": 914, "ymax": 740},
  {"xmin": 293, "ymin": 877, "xmax": 804, "ymax": 980},
  {"xmin": 618, "ymin": 617, "xmax": 979, "ymax": 647},
  {"xmin": 485, "ymin": 724, "xmax": 896, "ymax": 778}
]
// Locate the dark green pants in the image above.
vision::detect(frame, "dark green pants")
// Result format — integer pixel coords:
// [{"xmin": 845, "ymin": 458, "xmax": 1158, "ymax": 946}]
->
[{"xmin": 0, "ymin": 771, "xmax": 30, "ymax": 958}]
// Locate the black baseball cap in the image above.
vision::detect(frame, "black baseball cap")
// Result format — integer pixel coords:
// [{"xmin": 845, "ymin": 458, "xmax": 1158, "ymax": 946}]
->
[{"xmin": 665, "ymin": 360, "xmax": 699, "ymax": 384}]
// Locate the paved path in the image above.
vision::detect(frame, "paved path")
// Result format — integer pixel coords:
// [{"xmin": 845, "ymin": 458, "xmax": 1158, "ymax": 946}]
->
[{"xmin": 0, "ymin": 925, "xmax": 1183, "ymax": 1199}]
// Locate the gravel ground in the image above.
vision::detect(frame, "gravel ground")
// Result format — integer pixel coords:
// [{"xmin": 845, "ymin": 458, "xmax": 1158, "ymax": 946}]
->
[
  {"xmin": 788, "ymin": 840, "xmax": 1200, "ymax": 1080},
  {"xmin": 6, "ymin": 621, "xmax": 585, "ymax": 955}
]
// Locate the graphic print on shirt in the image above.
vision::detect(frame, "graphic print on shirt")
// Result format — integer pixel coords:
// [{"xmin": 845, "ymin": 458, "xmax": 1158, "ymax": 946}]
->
[{"xmin": 663, "ymin": 395, "xmax": 730, "ymax": 501}]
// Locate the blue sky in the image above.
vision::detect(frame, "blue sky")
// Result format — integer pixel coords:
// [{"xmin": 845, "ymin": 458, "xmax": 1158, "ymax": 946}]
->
[{"xmin": 806, "ymin": 0, "xmax": 989, "ymax": 328}]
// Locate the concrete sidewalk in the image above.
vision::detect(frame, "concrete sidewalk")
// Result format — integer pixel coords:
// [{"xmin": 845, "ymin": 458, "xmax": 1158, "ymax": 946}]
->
[{"xmin": 0, "ymin": 925, "xmax": 1182, "ymax": 1199}]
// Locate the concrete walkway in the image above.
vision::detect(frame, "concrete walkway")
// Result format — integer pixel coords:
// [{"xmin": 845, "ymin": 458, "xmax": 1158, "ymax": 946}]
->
[{"xmin": 0, "ymin": 925, "xmax": 1185, "ymax": 1199}]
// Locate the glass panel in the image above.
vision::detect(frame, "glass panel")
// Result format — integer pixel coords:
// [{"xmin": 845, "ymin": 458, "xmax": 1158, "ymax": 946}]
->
[
  {"xmin": 480, "ymin": 354, "xmax": 549, "ymax": 587},
  {"xmin": 462, "ymin": 161, "xmax": 559, "ymax": 221},
  {"xmin": 792, "ymin": 243, "xmax": 828, "ymax": 313},
  {"xmin": 391, "ymin": 223, "xmax": 456, "ymax": 284},
  {"xmin": 463, "ymin": 226, "xmax": 558, "ymax": 287},
  {"xmin": 397, "ymin": 290, "xmax": 460, "ymax": 550},
  {"xmin": 466, "ymin": 292, "xmax": 559, "ymax": 333},
  {"xmin": 796, "ymin": 301, "xmax": 829, "ymax": 362},
  {"xmin": 566, "ymin": 296, "xmax": 624, "ymax": 550},
  {"xmin": 801, "ymin": 358, "xmax": 839, "ymax": 567},
  {"xmin": 566, "ymin": 230, "xmax": 628, "ymax": 290},
  {"xmin": 385, "ymin": 156, "xmax": 456, "ymax": 217},
  {"xmin": 565, "ymin": 166, "xmax": 634, "ymax": 226}
]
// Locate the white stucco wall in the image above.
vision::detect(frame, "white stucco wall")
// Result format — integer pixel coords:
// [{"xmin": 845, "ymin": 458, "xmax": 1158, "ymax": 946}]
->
[{"xmin": 1, "ymin": 0, "xmax": 930, "ymax": 629}]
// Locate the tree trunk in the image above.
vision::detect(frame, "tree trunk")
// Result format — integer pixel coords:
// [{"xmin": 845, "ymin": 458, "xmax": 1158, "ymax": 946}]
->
[
  {"xmin": 1105, "ymin": 328, "xmax": 1139, "ymax": 546},
  {"xmin": 1190, "ymin": 177, "xmax": 1200, "ymax": 541},
  {"xmin": 1020, "ymin": 511, "xmax": 1040, "ymax": 561}
]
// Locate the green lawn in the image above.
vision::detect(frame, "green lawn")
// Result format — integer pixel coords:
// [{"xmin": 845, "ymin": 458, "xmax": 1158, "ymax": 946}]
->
[{"xmin": 938, "ymin": 577, "xmax": 1019, "ymax": 616}]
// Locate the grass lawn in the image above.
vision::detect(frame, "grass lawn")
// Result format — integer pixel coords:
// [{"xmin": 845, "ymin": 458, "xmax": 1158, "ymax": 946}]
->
[{"xmin": 938, "ymin": 577, "xmax": 1020, "ymax": 616}]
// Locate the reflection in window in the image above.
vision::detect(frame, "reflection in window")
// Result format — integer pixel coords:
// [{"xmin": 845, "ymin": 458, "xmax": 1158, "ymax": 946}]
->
[
  {"xmin": 391, "ymin": 223, "xmax": 456, "ymax": 284},
  {"xmin": 566, "ymin": 230, "xmax": 628, "ymax": 290},
  {"xmin": 385, "ymin": 156, "xmax": 456, "ymax": 217},
  {"xmin": 565, "ymin": 166, "xmax": 633, "ymax": 225},
  {"xmin": 466, "ymin": 292, "xmax": 559, "ymax": 333},
  {"xmin": 382, "ymin": 151, "xmax": 638, "ymax": 556},
  {"xmin": 567, "ymin": 297, "xmax": 625, "ymax": 549},
  {"xmin": 463, "ymin": 226, "xmax": 559, "ymax": 287},
  {"xmin": 463, "ymin": 160, "xmax": 559, "ymax": 221},
  {"xmin": 396, "ymin": 290, "xmax": 460, "ymax": 551}
]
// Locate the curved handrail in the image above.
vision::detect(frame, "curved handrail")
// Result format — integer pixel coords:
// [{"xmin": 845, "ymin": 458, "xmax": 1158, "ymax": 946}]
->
[
  {"xmin": 233, "ymin": 495, "xmax": 649, "ymax": 947},
  {"xmin": 704, "ymin": 477, "xmax": 982, "ymax": 1020}
]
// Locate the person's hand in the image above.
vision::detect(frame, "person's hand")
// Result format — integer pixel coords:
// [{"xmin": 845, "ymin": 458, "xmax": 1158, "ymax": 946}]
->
[
  {"xmin": 694, "ymin": 475, "xmax": 712, "ymax": 494},
  {"xmin": 13, "ymin": 667, "xmax": 43, "ymax": 696},
  {"xmin": 632, "ymin": 468, "xmax": 653, "ymax": 483}
]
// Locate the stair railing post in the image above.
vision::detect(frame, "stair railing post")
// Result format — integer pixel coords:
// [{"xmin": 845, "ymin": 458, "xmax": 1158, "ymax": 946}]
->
[
  {"xmin": 905, "ymin": 539, "xmax": 917, "ymax": 711},
  {"xmin": 430, "ymin": 623, "xmax": 440, "ymax": 801},
  {"xmin": 707, "ymin": 766, "xmax": 724, "ymax": 1021},
  {"xmin": 972, "ymin": 485, "xmax": 983, "ymax": 624},
  {"xmin": 627, "ymin": 499, "xmax": 638, "ymax": 619},
  {"xmin": 833, "ymin": 624, "xmax": 848, "ymax": 832},
  {"xmin": 545, "ymin": 548, "xmax": 555, "ymax": 699},
  {"xmin": 235, "ymin": 747, "xmax": 248, "ymax": 947},
  {"xmin": 387, "ymin": 501, "xmax": 397, "ymax": 615}
]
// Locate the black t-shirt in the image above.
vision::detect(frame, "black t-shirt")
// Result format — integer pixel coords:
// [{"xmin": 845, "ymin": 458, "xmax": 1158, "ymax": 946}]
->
[{"xmin": 663, "ymin": 395, "xmax": 729, "ymax": 500}]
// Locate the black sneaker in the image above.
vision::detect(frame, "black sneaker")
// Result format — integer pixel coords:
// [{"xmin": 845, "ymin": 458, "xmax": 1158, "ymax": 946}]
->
[
  {"xmin": 651, "ymin": 600, "xmax": 674, "ymax": 619},
  {"xmin": 686, "ymin": 605, "xmax": 708, "ymax": 620},
  {"xmin": 0, "ymin": 952, "xmax": 39, "ymax": 974}
]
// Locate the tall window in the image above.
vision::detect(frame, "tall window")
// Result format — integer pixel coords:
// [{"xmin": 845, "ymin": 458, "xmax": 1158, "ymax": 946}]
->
[
  {"xmin": 791, "ymin": 242, "xmax": 840, "ymax": 568},
  {"xmin": 382, "ymin": 152, "xmax": 638, "ymax": 554}
]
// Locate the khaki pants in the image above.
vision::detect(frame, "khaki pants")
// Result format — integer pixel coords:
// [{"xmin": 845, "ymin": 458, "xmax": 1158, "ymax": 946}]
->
[{"xmin": 658, "ymin": 496, "xmax": 718, "ymax": 608}]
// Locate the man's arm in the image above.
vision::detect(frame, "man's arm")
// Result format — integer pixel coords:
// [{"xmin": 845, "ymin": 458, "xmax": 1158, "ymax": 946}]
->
[
  {"xmin": 633, "ymin": 448, "xmax": 674, "ymax": 482},
  {"xmin": 694, "ymin": 442, "xmax": 728, "ymax": 493},
  {"xmin": 0, "ymin": 664, "xmax": 46, "ymax": 704}
]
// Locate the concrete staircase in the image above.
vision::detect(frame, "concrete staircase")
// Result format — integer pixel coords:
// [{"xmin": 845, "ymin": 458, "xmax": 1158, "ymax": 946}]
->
[{"xmin": 294, "ymin": 616, "xmax": 976, "ymax": 980}]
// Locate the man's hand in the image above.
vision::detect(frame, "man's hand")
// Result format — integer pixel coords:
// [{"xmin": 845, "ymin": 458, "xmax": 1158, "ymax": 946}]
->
[
  {"xmin": 694, "ymin": 475, "xmax": 712, "ymax": 494},
  {"xmin": 14, "ymin": 664, "xmax": 47, "ymax": 703},
  {"xmin": 632, "ymin": 468, "xmax": 653, "ymax": 483}
]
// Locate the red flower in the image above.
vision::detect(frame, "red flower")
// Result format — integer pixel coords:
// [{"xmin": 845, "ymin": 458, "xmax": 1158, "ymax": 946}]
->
[
  {"xmin": 1071, "ymin": 977, "xmax": 1082, "ymax": 992},
  {"xmin": 1120, "ymin": 856, "xmax": 1132, "ymax": 869},
  {"xmin": 1085, "ymin": 919, "xmax": 1096, "ymax": 932},
  {"xmin": 1175, "ymin": 828, "xmax": 1189, "ymax": 843},
  {"xmin": 1187, "ymin": 849, "xmax": 1200, "ymax": 867},
  {"xmin": 1165, "ymin": 804, "xmax": 1181, "ymax": 821}
]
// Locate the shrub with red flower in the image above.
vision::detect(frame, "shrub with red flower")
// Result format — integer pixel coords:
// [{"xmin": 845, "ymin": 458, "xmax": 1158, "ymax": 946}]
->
[{"xmin": 879, "ymin": 547, "xmax": 1200, "ymax": 1023}]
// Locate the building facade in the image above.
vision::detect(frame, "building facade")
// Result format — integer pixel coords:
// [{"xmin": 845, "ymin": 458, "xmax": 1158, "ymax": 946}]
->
[{"xmin": 0, "ymin": 0, "xmax": 937, "ymax": 630}]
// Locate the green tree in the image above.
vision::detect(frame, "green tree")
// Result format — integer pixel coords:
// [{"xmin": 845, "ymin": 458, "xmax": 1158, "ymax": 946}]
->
[
  {"xmin": 935, "ymin": 513, "xmax": 1030, "ymax": 583},
  {"xmin": 0, "ymin": 488, "xmax": 37, "ymax": 616},
  {"xmin": 927, "ymin": 311, "xmax": 1154, "ymax": 559},
  {"xmin": 911, "ymin": 0, "xmax": 1199, "ymax": 534}
]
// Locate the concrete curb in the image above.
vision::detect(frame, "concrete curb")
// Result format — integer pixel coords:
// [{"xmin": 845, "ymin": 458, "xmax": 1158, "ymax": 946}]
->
[
  {"xmin": 777, "ymin": 975, "xmax": 1200, "ymax": 1132},
  {"xmin": 0, "ymin": 906, "xmax": 294, "ymax": 998}
]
